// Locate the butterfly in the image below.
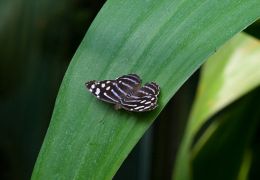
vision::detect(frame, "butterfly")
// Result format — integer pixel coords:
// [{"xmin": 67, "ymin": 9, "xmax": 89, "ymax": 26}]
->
[{"xmin": 85, "ymin": 74, "xmax": 160, "ymax": 112}]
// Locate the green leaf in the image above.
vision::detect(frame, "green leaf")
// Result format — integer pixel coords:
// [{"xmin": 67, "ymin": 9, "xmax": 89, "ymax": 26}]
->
[
  {"xmin": 174, "ymin": 33, "xmax": 260, "ymax": 180},
  {"xmin": 190, "ymin": 33, "xmax": 260, "ymax": 129},
  {"xmin": 32, "ymin": 0, "xmax": 260, "ymax": 179}
]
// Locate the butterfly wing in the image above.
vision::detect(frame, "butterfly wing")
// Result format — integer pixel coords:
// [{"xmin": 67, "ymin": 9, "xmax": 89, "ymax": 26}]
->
[
  {"xmin": 133, "ymin": 82, "xmax": 160, "ymax": 96},
  {"xmin": 115, "ymin": 74, "xmax": 142, "ymax": 98},
  {"xmin": 121, "ymin": 82, "xmax": 160, "ymax": 112},
  {"xmin": 85, "ymin": 75, "xmax": 159, "ymax": 112},
  {"xmin": 85, "ymin": 74, "xmax": 142, "ymax": 104},
  {"xmin": 85, "ymin": 80, "xmax": 120, "ymax": 104},
  {"xmin": 121, "ymin": 95, "xmax": 158, "ymax": 112}
]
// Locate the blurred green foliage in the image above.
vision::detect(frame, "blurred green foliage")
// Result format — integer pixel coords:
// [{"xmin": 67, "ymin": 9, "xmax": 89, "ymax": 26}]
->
[
  {"xmin": 0, "ymin": 0, "xmax": 260, "ymax": 180},
  {"xmin": 174, "ymin": 33, "xmax": 260, "ymax": 180},
  {"xmin": 0, "ymin": 0, "xmax": 106, "ymax": 179}
]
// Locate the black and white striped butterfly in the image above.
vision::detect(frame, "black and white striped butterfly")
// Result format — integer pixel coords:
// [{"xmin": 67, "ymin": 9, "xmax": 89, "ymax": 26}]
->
[{"xmin": 85, "ymin": 74, "xmax": 160, "ymax": 112}]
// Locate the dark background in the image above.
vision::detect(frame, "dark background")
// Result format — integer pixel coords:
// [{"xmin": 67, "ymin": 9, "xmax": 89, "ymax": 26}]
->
[{"xmin": 0, "ymin": 0, "xmax": 259, "ymax": 179}]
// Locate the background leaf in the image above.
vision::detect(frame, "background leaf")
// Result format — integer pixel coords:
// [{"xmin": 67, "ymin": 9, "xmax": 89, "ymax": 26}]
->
[
  {"xmin": 31, "ymin": 0, "xmax": 260, "ymax": 179},
  {"xmin": 174, "ymin": 33, "xmax": 260, "ymax": 180},
  {"xmin": 192, "ymin": 87, "xmax": 260, "ymax": 180}
]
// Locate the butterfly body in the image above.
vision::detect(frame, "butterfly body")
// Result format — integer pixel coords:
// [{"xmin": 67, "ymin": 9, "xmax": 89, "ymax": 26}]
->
[{"xmin": 85, "ymin": 74, "xmax": 159, "ymax": 112}]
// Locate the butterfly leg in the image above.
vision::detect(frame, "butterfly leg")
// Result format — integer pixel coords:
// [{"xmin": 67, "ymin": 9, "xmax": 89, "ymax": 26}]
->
[
  {"xmin": 116, "ymin": 109, "xmax": 120, "ymax": 115},
  {"xmin": 126, "ymin": 111, "xmax": 138, "ymax": 119},
  {"xmin": 99, "ymin": 114, "xmax": 108, "ymax": 124}
]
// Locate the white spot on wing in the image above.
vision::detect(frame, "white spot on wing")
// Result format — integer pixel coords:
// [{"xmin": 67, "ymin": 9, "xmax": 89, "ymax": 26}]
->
[
  {"xmin": 121, "ymin": 82, "xmax": 133, "ymax": 89},
  {"xmin": 101, "ymin": 83, "xmax": 105, "ymax": 88},
  {"xmin": 106, "ymin": 81, "xmax": 110, "ymax": 83},
  {"xmin": 113, "ymin": 83, "xmax": 127, "ymax": 95},
  {"xmin": 111, "ymin": 89, "xmax": 121, "ymax": 99},
  {"xmin": 145, "ymin": 101, "xmax": 151, "ymax": 104},
  {"xmin": 138, "ymin": 90, "xmax": 149, "ymax": 95},
  {"xmin": 104, "ymin": 92, "xmax": 117, "ymax": 102},
  {"xmin": 89, "ymin": 89, "xmax": 92, "ymax": 92},
  {"xmin": 91, "ymin": 84, "xmax": 95, "ymax": 89},
  {"xmin": 140, "ymin": 100, "xmax": 146, "ymax": 103},
  {"xmin": 95, "ymin": 88, "xmax": 100, "ymax": 95},
  {"xmin": 124, "ymin": 104, "xmax": 137, "ymax": 107},
  {"xmin": 134, "ymin": 106, "xmax": 144, "ymax": 110},
  {"xmin": 106, "ymin": 86, "xmax": 110, "ymax": 90},
  {"xmin": 143, "ymin": 85, "xmax": 156, "ymax": 94},
  {"xmin": 124, "ymin": 99, "xmax": 140, "ymax": 102},
  {"xmin": 121, "ymin": 77, "xmax": 138, "ymax": 84}
]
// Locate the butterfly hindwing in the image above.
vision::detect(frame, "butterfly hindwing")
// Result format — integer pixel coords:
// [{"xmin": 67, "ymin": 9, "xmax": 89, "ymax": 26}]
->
[
  {"xmin": 133, "ymin": 82, "xmax": 160, "ymax": 96},
  {"xmin": 121, "ymin": 95, "xmax": 158, "ymax": 112},
  {"xmin": 120, "ymin": 82, "xmax": 160, "ymax": 112}
]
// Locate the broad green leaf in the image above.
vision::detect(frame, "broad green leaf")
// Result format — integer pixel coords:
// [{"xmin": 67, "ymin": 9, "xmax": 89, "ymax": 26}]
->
[
  {"xmin": 174, "ymin": 33, "xmax": 260, "ymax": 180},
  {"xmin": 32, "ymin": 0, "xmax": 260, "ymax": 179}
]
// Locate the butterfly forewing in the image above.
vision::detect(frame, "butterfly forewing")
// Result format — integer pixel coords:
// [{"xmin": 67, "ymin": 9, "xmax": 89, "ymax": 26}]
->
[
  {"xmin": 85, "ymin": 74, "xmax": 159, "ymax": 112},
  {"xmin": 85, "ymin": 80, "xmax": 120, "ymax": 104}
]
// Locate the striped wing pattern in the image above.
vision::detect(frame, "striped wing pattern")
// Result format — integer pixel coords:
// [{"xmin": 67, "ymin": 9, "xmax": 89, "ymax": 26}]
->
[
  {"xmin": 85, "ymin": 74, "xmax": 159, "ymax": 112},
  {"xmin": 122, "ymin": 82, "xmax": 159, "ymax": 111}
]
